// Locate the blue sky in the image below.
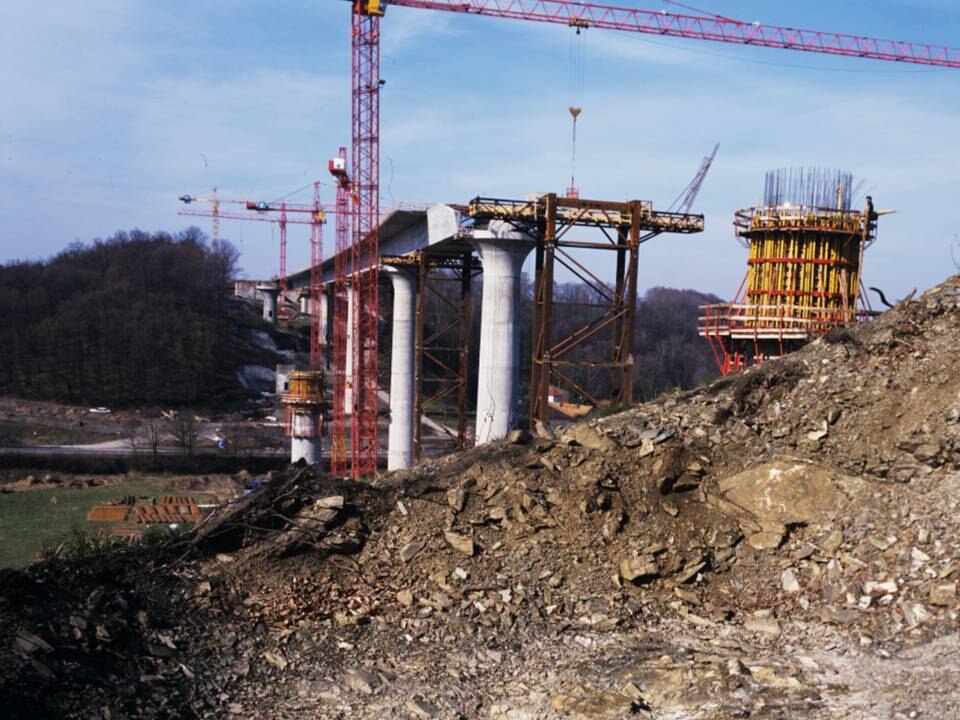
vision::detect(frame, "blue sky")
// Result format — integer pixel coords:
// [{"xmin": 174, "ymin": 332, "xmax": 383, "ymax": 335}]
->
[{"xmin": 1, "ymin": 1, "xmax": 957, "ymax": 300}]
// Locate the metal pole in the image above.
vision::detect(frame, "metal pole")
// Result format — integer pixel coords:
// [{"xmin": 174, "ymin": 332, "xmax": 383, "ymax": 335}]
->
[
  {"xmin": 413, "ymin": 253, "xmax": 427, "ymax": 460},
  {"xmin": 457, "ymin": 252, "xmax": 472, "ymax": 448}
]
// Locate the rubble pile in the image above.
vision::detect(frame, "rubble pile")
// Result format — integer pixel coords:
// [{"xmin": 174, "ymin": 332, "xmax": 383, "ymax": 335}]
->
[{"xmin": 5, "ymin": 277, "xmax": 960, "ymax": 718}]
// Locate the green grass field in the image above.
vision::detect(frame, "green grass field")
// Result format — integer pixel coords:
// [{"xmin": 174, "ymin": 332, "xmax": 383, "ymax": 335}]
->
[{"xmin": 0, "ymin": 477, "xmax": 176, "ymax": 568}]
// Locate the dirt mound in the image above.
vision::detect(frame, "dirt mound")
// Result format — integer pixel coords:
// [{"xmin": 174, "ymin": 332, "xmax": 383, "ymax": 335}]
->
[{"xmin": 4, "ymin": 276, "xmax": 960, "ymax": 718}]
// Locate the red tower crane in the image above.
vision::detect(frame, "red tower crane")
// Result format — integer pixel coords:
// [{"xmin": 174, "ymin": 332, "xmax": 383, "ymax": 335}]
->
[
  {"xmin": 338, "ymin": 0, "xmax": 960, "ymax": 478},
  {"xmin": 329, "ymin": 148, "xmax": 353, "ymax": 476}
]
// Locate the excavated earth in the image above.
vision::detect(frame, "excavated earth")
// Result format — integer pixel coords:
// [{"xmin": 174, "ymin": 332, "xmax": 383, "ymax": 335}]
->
[{"xmin": 5, "ymin": 276, "xmax": 960, "ymax": 718}]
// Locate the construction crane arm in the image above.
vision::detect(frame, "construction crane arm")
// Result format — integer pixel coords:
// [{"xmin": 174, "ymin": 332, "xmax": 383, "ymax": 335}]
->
[
  {"xmin": 177, "ymin": 209, "xmax": 316, "ymax": 225},
  {"xmin": 384, "ymin": 0, "xmax": 960, "ymax": 68},
  {"xmin": 670, "ymin": 143, "xmax": 719, "ymax": 215}
]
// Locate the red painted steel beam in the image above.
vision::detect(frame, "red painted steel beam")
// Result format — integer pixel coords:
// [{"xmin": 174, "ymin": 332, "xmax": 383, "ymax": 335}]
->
[{"xmin": 388, "ymin": 0, "xmax": 960, "ymax": 68}]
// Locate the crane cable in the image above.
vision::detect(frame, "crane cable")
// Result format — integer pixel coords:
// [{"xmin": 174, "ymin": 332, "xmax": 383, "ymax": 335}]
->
[{"xmin": 567, "ymin": 25, "xmax": 586, "ymax": 197}]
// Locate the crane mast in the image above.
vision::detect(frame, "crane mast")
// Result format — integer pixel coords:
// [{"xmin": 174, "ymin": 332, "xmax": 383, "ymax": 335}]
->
[
  {"xmin": 346, "ymin": 3, "xmax": 383, "ymax": 479},
  {"xmin": 330, "ymin": 147, "xmax": 353, "ymax": 477},
  {"xmin": 309, "ymin": 182, "xmax": 325, "ymax": 371}
]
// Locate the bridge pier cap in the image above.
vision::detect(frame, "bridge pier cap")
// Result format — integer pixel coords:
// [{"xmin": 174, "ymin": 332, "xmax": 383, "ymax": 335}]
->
[{"xmin": 256, "ymin": 284, "xmax": 281, "ymax": 325}]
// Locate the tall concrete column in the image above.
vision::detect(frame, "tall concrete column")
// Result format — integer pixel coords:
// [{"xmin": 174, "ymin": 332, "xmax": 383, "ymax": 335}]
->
[
  {"xmin": 471, "ymin": 228, "xmax": 534, "ymax": 445},
  {"xmin": 384, "ymin": 266, "xmax": 416, "ymax": 470},
  {"xmin": 257, "ymin": 284, "xmax": 281, "ymax": 325}
]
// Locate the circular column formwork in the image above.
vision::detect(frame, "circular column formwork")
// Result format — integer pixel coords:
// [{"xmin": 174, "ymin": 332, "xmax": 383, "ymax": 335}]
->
[{"xmin": 699, "ymin": 169, "xmax": 879, "ymax": 374}]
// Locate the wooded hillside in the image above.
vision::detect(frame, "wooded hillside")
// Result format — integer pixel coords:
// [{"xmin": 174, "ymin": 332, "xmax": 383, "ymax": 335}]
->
[{"xmin": 0, "ymin": 229, "xmax": 241, "ymax": 406}]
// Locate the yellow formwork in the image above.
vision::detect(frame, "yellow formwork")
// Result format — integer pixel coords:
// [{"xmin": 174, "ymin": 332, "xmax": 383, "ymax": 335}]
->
[{"xmin": 737, "ymin": 207, "xmax": 865, "ymax": 336}]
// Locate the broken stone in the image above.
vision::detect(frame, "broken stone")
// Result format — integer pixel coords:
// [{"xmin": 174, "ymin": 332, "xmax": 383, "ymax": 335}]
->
[
  {"xmin": 863, "ymin": 580, "xmax": 898, "ymax": 595},
  {"xmin": 263, "ymin": 651, "xmax": 288, "ymax": 671},
  {"xmin": 396, "ymin": 589, "xmax": 414, "ymax": 607},
  {"xmin": 399, "ymin": 542, "xmax": 422, "ymax": 563},
  {"xmin": 443, "ymin": 531, "xmax": 475, "ymax": 556},
  {"xmin": 747, "ymin": 526, "xmax": 786, "ymax": 551},
  {"xmin": 619, "ymin": 556, "xmax": 659, "ymax": 583},
  {"xmin": 748, "ymin": 665, "xmax": 802, "ymax": 689},
  {"xmin": 316, "ymin": 495, "xmax": 345, "ymax": 509},
  {"xmin": 507, "ymin": 429, "xmax": 532, "ymax": 445},
  {"xmin": 821, "ymin": 530, "xmax": 844, "ymax": 554},
  {"xmin": 781, "ymin": 568, "xmax": 801, "ymax": 593},
  {"xmin": 561, "ymin": 424, "xmax": 616, "ymax": 452},
  {"xmin": 406, "ymin": 696, "xmax": 439, "ymax": 718},
  {"xmin": 744, "ymin": 616, "xmax": 781, "ymax": 637},
  {"xmin": 929, "ymin": 582, "xmax": 957, "ymax": 606},
  {"xmin": 912, "ymin": 443, "xmax": 941, "ymax": 464},
  {"xmin": 14, "ymin": 629, "xmax": 54, "ymax": 654},
  {"xmin": 447, "ymin": 487, "xmax": 466, "ymax": 513},
  {"xmin": 673, "ymin": 561, "xmax": 706, "ymax": 585},
  {"xmin": 718, "ymin": 461, "xmax": 846, "ymax": 532},
  {"xmin": 344, "ymin": 668, "xmax": 380, "ymax": 695},
  {"xmin": 146, "ymin": 642, "xmax": 176, "ymax": 658}
]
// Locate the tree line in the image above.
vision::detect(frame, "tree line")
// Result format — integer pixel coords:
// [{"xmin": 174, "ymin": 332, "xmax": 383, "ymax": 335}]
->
[{"xmin": 0, "ymin": 228, "xmax": 240, "ymax": 406}]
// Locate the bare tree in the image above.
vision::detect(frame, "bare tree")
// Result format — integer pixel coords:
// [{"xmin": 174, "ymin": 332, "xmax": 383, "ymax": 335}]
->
[
  {"xmin": 126, "ymin": 419, "xmax": 142, "ymax": 455},
  {"xmin": 166, "ymin": 411, "xmax": 199, "ymax": 456},
  {"xmin": 142, "ymin": 418, "xmax": 164, "ymax": 463}
]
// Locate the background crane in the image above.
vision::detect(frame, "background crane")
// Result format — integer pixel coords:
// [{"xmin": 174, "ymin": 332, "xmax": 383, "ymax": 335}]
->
[
  {"xmin": 337, "ymin": 0, "xmax": 960, "ymax": 478},
  {"xmin": 178, "ymin": 194, "xmax": 328, "ymax": 367},
  {"xmin": 669, "ymin": 144, "xmax": 720, "ymax": 216},
  {"xmin": 240, "ymin": 184, "xmax": 332, "ymax": 323}
]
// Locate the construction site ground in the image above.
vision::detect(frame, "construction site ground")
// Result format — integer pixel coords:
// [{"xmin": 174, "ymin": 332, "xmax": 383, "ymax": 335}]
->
[
  {"xmin": 0, "ymin": 474, "xmax": 244, "ymax": 569},
  {"xmin": 5, "ymin": 276, "xmax": 960, "ymax": 718}
]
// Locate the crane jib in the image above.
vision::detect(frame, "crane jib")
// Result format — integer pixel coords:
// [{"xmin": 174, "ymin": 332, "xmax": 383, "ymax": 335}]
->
[{"xmin": 384, "ymin": 0, "xmax": 960, "ymax": 69}]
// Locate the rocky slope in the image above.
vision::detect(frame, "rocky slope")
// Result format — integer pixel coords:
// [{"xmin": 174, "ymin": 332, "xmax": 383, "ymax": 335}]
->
[{"xmin": 4, "ymin": 277, "xmax": 960, "ymax": 719}]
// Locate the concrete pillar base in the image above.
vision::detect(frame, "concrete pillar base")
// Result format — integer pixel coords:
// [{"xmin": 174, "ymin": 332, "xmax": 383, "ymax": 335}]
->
[
  {"xmin": 290, "ymin": 410, "xmax": 322, "ymax": 465},
  {"xmin": 291, "ymin": 436, "xmax": 322, "ymax": 465}
]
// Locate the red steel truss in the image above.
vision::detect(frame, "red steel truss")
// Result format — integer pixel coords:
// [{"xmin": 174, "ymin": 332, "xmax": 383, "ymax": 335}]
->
[
  {"xmin": 350, "ymin": 6, "xmax": 382, "ymax": 478},
  {"xmin": 388, "ymin": 0, "xmax": 960, "ymax": 68}
]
